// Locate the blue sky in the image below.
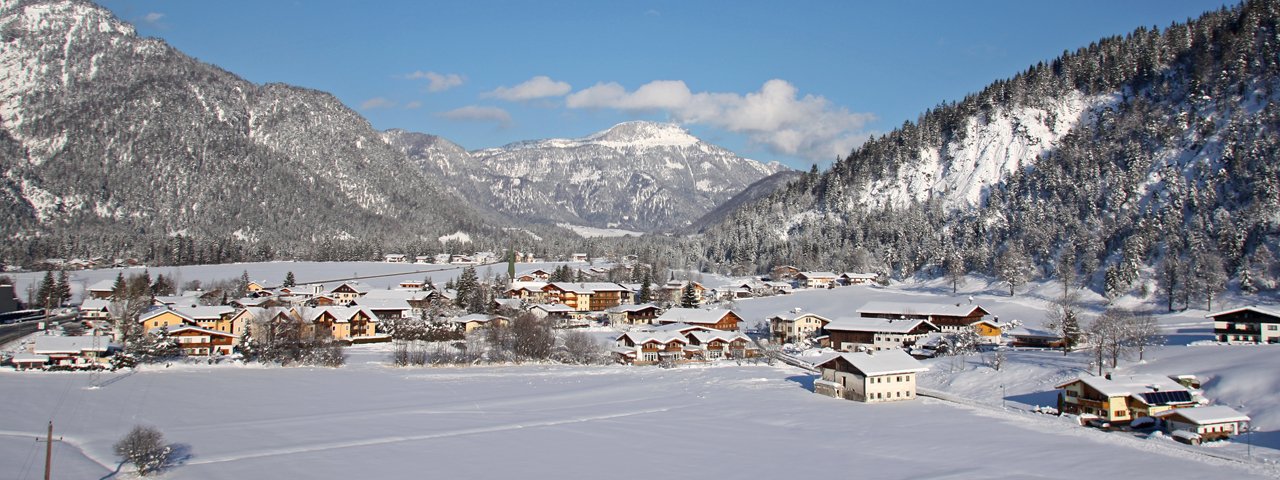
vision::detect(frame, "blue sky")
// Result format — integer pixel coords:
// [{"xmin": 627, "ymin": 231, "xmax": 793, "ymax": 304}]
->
[{"xmin": 100, "ymin": 0, "xmax": 1233, "ymax": 169}]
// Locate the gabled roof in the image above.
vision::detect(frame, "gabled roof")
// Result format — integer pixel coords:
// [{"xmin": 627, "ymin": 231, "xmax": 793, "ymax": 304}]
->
[
  {"xmin": 617, "ymin": 331, "xmax": 689, "ymax": 345},
  {"xmin": 1153, "ymin": 405, "xmax": 1251, "ymax": 425},
  {"xmin": 1205, "ymin": 305, "xmax": 1280, "ymax": 319},
  {"xmin": 306, "ymin": 306, "xmax": 377, "ymax": 323},
  {"xmin": 354, "ymin": 298, "xmax": 413, "ymax": 311},
  {"xmin": 841, "ymin": 272, "xmax": 878, "ymax": 280},
  {"xmin": 655, "ymin": 308, "xmax": 738, "ymax": 325},
  {"xmin": 33, "ymin": 335, "xmax": 113, "ymax": 354},
  {"xmin": 493, "ymin": 298, "xmax": 523, "ymax": 310},
  {"xmin": 1055, "ymin": 374, "xmax": 1191, "ymax": 402},
  {"xmin": 173, "ymin": 305, "xmax": 236, "ymax": 320},
  {"xmin": 768, "ymin": 311, "xmax": 832, "ymax": 323},
  {"xmin": 688, "ymin": 330, "xmax": 750, "ymax": 344},
  {"xmin": 452, "ymin": 313, "xmax": 507, "ymax": 324},
  {"xmin": 79, "ymin": 299, "xmax": 111, "ymax": 311},
  {"xmin": 1004, "ymin": 327, "xmax": 1062, "ymax": 339},
  {"xmin": 87, "ymin": 279, "xmax": 116, "ymax": 292},
  {"xmin": 857, "ymin": 301, "xmax": 988, "ymax": 318},
  {"xmin": 159, "ymin": 324, "xmax": 237, "ymax": 338},
  {"xmin": 796, "ymin": 271, "xmax": 838, "ymax": 279},
  {"xmin": 363, "ymin": 289, "xmax": 435, "ymax": 301},
  {"xmin": 643, "ymin": 322, "xmax": 714, "ymax": 334},
  {"xmin": 815, "ymin": 349, "xmax": 928, "ymax": 376},
  {"xmin": 529, "ymin": 303, "xmax": 575, "ymax": 313},
  {"xmin": 139, "ymin": 306, "xmax": 194, "ymax": 324},
  {"xmin": 329, "ymin": 282, "xmax": 369, "ymax": 294},
  {"xmin": 824, "ymin": 317, "xmax": 937, "ymax": 334},
  {"xmin": 607, "ymin": 303, "xmax": 662, "ymax": 314}
]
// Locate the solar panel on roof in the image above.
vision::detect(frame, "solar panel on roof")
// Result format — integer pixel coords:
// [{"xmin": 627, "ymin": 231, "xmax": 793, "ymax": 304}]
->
[{"xmin": 1140, "ymin": 390, "xmax": 1192, "ymax": 405}]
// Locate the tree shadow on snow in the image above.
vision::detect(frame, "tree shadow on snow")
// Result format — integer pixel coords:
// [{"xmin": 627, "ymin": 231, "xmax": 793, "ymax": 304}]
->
[
  {"xmin": 1240, "ymin": 429, "xmax": 1280, "ymax": 450},
  {"xmin": 1162, "ymin": 328, "xmax": 1212, "ymax": 346},
  {"xmin": 167, "ymin": 443, "xmax": 194, "ymax": 469},
  {"xmin": 786, "ymin": 374, "xmax": 816, "ymax": 392},
  {"xmin": 1005, "ymin": 390, "xmax": 1060, "ymax": 409}
]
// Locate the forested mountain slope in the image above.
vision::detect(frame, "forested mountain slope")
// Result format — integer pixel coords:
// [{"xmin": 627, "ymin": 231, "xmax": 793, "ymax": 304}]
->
[
  {"xmin": 697, "ymin": 0, "xmax": 1280, "ymax": 300},
  {"xmin": 0, "ymin": 0, "xmax": 523, "ymax": 265}
]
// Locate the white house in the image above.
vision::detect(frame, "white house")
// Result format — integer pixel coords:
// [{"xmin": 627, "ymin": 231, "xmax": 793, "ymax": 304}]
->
[
  {"xmin": 823, "ymin": 317, "xmax": 938, "ymax": 351},
  {"xmin": 813, "ymin": 349, "xmax": 928, "ymax": 402},
  {"xmin": 1154, "ymin": 405, "xmax": 1251, "ymax": 443}
]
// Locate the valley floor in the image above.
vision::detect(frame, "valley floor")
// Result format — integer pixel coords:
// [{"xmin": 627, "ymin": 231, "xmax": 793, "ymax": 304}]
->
[{"xmin": 1, "ymin": 345, "xmax": 1277, "ymax": 479}]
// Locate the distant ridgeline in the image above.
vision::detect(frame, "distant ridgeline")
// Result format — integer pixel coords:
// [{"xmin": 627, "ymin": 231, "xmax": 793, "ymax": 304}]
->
[
  {"xmin": 0, "ymin": 0, "xmax": 556, "ymax": 266},
  {"xmin": 689, "ymin": 0, "xmax": 1280, "ymax": 298}
]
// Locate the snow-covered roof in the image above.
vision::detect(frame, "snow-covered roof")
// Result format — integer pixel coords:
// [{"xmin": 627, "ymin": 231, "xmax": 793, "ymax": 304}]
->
[
  {"xmin": 453, "ymin": 313, "xmax": 505, "ymax": 324},
  {"xmin": 545, "ymin": 282, "xmax": 630, "ymax": 294},
  {"xmin": 154, "ymin": 295, "xmax": 201, "ymax": 307},
  {"xmin": 655, "ymin": 308, "xmax": 738, "ymax": 325},
  {"xmin": 79, "ymin": 299, "xmax": 111, "ymax": 311},
  {"xmin": 689, "ymin": 330, "xmax": 750, "ymax": 344},
  {"xmin": 815, "ymin": 349, "xmax": 928, "ymax": 376},
  {"xmin": 174, "ymin": 305, "xmax": 236, "ymax": 320},
  {"xmin": 824, "ymin": 317, "xmax": 936, "ymax": 334},
  {"xmin": 11, "ymin": 353, "xmax": 49, "ymax": 363},
  {"xmin": 509, "ymin": 281, "xmax": 548, "ymax": 291},
  {"xmin": 1153, "ymin": 405, "xmax": 1251, "ymax": 425},
  {"xmin": 768, "ymin": 311, "xmax": 831, "ymax": 323},
  {"xmin": 607, "ymin": 303, "xmax": 662, "ymax": 313},
  {"xmin": 159, "ymin": 324, "xmax": 236, "ymax": 338},
  {"xmin": 841, "ymin": 272, "xmax": 878, "ymax": 280},
  {"xmin": 306, "ymin": 306, "xmax": 377, "ymax": 323},
  {"xmin": 617, "ymin": 331, "xmax": 688, "ymax": 345},
  {"xmin": 1056, "ymin": 374, "xmax": 1190, "ymax": 400},
  {"xmin": 856, "ymin": 301, "xmax": 987, "ymax": 318},
  {"xmin": 530, "ymin": 303, "xmax": 574, "ymax": 313},
  {"xmin": 87, "ymin": 279, "xmax": 116, "ymax": 292},
  {"xmin": 33, "ymin": 335, "xmax": 113, "ymax": 354},
  {"xmin": 797, "ymin": 271, "xmax": 838, "ymax": 279},
  {"xmin": 354, "ymin": 298, "xmax": 413, "ymax": 311},
  {"xmin": 1204, "ymin": 305, "xmax": 1280, "ymax": 319},
  {"xmin": 139, "ymin": 306, "xmax": 194, "ymax": 323},
  {"xmin": 493, "ymin": 298, "xmax": 523, "ymax": 310},
  {"xmin": 1004, "ymin": 327, "xmax": 1062, "ymax": 339},
  {"xmin": 363, "ymin": 289, "xmax": 434, "ymax": 301}
]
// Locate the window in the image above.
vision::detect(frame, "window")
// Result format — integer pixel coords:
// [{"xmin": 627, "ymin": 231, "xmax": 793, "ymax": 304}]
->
[{"xmin": 1269, "ymin": 325, "xmax": 1278, "ymax": 331}]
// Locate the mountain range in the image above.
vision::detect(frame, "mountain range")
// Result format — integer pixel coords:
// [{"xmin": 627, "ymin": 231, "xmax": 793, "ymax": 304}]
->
[
  {"xmin": 384, "ymin": 121, "xmax": 785, "ymax": 232},
  {"xmin": 0, "ymin": 0, "xmax": 782, "ymax": 265}
]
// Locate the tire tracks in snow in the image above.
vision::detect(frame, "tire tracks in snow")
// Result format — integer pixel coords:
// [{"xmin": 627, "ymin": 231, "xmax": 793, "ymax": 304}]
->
[{"xmin": 181, "ymin": 406, "xmax": 679, "ymax": 466}]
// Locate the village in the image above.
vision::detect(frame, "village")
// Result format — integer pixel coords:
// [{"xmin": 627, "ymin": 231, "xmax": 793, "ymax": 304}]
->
[{"xmin": 0, "ymin": 256, "xmax": 1274, "ymax": 459}]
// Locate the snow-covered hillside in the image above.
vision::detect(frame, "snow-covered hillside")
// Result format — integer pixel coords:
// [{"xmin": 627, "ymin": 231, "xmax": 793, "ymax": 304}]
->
[{"xmin": 861, "ymin": 92, "xmax": 1115, "ymax": 210}]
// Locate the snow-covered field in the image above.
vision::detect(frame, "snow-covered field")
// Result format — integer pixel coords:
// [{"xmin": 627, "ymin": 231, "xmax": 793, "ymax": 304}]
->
[
  {"xmin": 2, "ymin": 347, "xmax": 1276, "ymax": 479},
  {"xmin": 4, "ymin": 263, "xmax": 1280, "ymax": 477}
]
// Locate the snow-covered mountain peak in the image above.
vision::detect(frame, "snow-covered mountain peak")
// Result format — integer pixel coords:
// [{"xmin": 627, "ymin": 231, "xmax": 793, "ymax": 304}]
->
[{"xmin": 584, "ymin": 121, "xmax": 700, "ymax": 148}]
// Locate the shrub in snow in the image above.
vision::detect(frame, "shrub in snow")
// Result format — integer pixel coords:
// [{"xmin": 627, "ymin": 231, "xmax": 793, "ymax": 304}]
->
[{"xmin": 113, "ymin": 425, "xmax": 172, "ymax": 476}]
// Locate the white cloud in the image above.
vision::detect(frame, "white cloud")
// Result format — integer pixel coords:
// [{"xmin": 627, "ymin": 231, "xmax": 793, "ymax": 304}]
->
[
  {"xmin": 143, "ymin": 12, "xmax": 165, "ymax": 23},
  {"xmin": 483, "ymin": 76, "xmax": 572, "ymax": 101},
  {"xmin": 566, "ymin": 79, "xmax": 874, "ymax": 161},
  {"xmin": 360, "ymin": 97, "xmax": 397, "ymax": 110},
  {"xmin": 437, "ymin": 106, "xmax": 512, "ymax": 126},
  {"xmin": 405, "ymin": 71, "xmax": 465, "ymax": 92},
  {"xmin": 403, "ymin": 101, "xmax": 423, "ymax": 110}
]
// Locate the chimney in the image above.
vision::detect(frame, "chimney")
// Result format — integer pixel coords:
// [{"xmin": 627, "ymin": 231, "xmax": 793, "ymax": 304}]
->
[{"xmin": 1104, "ymin": 373, "xmax": 1112, "ymax": 380}]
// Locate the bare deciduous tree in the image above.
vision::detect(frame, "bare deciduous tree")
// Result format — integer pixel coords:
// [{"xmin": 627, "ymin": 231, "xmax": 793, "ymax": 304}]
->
[{"xmin": 113, "ymin": 425, "xmax": 172, "ymax": 476}]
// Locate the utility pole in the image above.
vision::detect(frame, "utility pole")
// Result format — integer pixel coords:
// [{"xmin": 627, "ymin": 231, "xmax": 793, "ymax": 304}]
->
[{"xmin": 38, "ymin": 421, "xmax": 61, "ymax": 480}]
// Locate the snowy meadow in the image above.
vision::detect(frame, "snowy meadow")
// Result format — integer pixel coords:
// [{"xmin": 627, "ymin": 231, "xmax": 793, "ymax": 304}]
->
[{"xmin": 2, "ymin": 263, "xmax": 1279, "ymax": 478}]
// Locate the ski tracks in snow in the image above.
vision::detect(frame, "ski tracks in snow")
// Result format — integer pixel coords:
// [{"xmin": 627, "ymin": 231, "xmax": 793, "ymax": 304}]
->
[{"xmin": 181, "ymin": 406, "xmax": 680, "ymax": 466}]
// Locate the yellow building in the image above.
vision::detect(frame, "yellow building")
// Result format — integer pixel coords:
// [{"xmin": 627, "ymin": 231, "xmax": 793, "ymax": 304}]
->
[{"xmin": 1056, "ymin": 374, "xmax": 1197, "ymax": 423}]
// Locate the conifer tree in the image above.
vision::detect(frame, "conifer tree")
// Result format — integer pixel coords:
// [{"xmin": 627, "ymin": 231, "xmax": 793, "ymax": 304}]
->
[
  {"xmin": 637, "ymin": 273, "xmax": 653, "ymax": 304},
  {"xmin": 56, "ymin": 270, "xmax": 71, "ymax": 306},
  {"xmin": 680, "ymin": 283, "xmax": 699, "ymax": 308},
  {"xmin": 36, "ymin": 271, "xmax": 55, "ymax": 310},
  {"xmin": 283, "ymin": 271, "xmax": 296, "ymax": 288}
]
